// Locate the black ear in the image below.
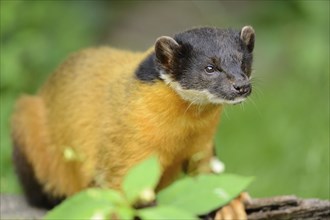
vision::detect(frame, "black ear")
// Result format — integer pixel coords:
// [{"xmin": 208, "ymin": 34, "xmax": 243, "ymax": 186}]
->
[
  {"xmin": 240, "ymin": 26, "xmax": 255, "ymax": 53},
  {"xmin": 155, "ymin": 36, "xmax": 180, "ymax": 70}
]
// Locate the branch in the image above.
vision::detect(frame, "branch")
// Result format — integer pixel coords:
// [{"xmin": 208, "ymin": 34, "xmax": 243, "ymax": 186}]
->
[
  {"xmin": 0, "ymin": 194, "xmax": 46, "ymax": 220},
  {"xmin": 0, "ymin": 194, "xmax": 329, "ymax": 219},
  {"xmin": 246, "ymin": 195, "xmax": 330, "ymax": 220}
]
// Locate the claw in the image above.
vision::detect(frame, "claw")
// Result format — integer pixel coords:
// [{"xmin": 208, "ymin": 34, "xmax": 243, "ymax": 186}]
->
[
  {"xmin": 239, "ymin": 192, "xmax": 252, "ymax": 205},
  {"xmin": 214, "ymin": 193, "xmax": 250, "ymax": 220}
]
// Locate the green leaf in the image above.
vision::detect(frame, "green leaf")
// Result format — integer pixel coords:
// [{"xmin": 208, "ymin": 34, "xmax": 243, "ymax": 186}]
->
[
  {"xmin": 138, "ymin": 205, "xmax": 198, "ymax": 220},
  {"xmin": 122, "ymin": 155, "xmax": 161, "ymax": 203},
  {"xmin": 44, "ymin": 188, "xmax": 128, "ymax": 220},
  {"xmin": 157, "ymin": 174, "xmax": 253, "ymax": 215},
  {"xmin": 115, "ymin": 205, "xmax": 135, "ymax": 220}
]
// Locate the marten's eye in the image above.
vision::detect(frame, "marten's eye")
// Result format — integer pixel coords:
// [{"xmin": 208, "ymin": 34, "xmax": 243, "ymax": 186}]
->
[{"xmin": 205, "ymin": 65, "xmax": 216, "ymax": 74}]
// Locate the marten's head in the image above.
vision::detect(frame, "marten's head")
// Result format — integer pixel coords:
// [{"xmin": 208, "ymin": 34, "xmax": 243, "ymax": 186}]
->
[{"xmin": 154, "ymin": 26, "xmax": 255, "ymax": 105}]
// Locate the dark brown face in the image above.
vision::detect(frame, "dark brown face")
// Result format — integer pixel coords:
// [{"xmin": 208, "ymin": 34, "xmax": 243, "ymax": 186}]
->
[{"xmin": 155, "ymin": 26, "xmax": 255, "ymax": 104}]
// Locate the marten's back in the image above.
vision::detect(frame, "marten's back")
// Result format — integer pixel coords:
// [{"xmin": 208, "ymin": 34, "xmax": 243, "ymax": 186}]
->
[
  {"xmin": 40, "ymin": 47, "xmax": 146, "ymax": 128},
  {"xmin": 39, "ymin": 47, "xmax": 146, "ymax": 159}
]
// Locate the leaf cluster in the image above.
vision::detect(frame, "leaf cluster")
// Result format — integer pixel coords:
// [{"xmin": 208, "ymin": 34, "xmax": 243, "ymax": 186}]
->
[{"xmin": 45, "ymin": 156, "xmax": 252, "ymax": 220}]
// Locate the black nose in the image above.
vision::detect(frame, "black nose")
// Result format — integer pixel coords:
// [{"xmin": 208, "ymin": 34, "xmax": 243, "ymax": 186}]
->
[{"xmin": 232, "ymin": 82, "xmax": 252, "ymax": 96}]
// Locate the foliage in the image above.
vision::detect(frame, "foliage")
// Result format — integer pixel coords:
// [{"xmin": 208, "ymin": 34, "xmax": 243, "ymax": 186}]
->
[
  {"xmin": 157, "ymin": 174, "xmax": 253, "ymax": 215},
  {"xmin": 122, "ymin": 155, "xmax": 161, "ymax": 204},
  {"xmin": 45, "ymin": 189, "xmax": 129, "ymax": 220},
  {"xmin": 139, "ymin": 206, "xmax": 197, "ymax": 220},
  {"xmin": 44, "ymin": 156, "xmax": 252, "ymax": 220}
]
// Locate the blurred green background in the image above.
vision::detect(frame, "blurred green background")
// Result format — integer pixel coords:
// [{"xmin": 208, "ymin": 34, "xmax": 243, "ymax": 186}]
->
[{"xmin": 1, "ymin": 1, "xmax": 329, "ymax": 199}]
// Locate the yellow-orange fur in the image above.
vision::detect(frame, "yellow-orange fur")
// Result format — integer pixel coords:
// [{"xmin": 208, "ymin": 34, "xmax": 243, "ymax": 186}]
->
[{"xmin": 11, "ymin": 47, "xmax": 222, "ymax": 198}]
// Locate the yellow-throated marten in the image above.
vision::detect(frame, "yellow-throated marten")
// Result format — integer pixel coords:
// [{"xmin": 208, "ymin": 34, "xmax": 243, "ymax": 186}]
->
[{"xmin": 11, "ymin": 26, "xmax": 255, "ymax": 209}]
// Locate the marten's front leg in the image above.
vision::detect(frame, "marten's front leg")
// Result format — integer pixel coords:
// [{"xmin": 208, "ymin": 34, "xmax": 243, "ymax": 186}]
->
[{"xmin": 183, "ymin": 143, "xmax": 224, "ymax": 175}]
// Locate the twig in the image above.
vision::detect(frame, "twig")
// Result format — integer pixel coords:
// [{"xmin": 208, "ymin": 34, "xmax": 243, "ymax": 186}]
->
[
  {"xmin": 246, "ymin": 195, "xmax": 330, "ymax": 220},
  {"xmin": 1, "ymin": 194, "xmax": 329, "ymax": 220}
]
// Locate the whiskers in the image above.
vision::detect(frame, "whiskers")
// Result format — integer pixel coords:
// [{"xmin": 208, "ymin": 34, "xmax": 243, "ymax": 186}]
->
[
  {"xmin": 250, "ymin": 75, "xmax": 266, "ymax": 97},
  {"xmin": 247, "ymin": 96, "xmax": 262, "ymax": 117},
  {"xmin": 247, "ymin": 76, "xmax": 264, "ymax": 117},
  {"xmin": 184, "ymin": 99, "xmax": 196, "ymax": 115},
  {"xmin": 222, "ymin": 107, "xmax": 230, "ymax": 120},
  {"xmin": 183, "ymin": 98, "xmax": 210, "ymax": 116},
  {"xmin": 239, "ymin": 100, "xmax": 246, "ymax": 111}
]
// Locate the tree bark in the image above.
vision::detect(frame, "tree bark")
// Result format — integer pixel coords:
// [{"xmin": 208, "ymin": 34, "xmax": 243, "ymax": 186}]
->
[
  {"xmin": 0, "ymin": 194, "xmax": 47, "ymax": 220},
  {"xmin": 1, "ymin": 194, "xmax": 329, "ymax": 220},
  {"xmin": 246, "ymin": 195, "xmax": 330, "ymax": 220}
]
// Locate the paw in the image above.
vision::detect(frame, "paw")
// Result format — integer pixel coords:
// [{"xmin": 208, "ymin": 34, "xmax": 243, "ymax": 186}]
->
[{"xmin": 214, "ymin": 193, "xmax": 251, "ymax": 220}]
